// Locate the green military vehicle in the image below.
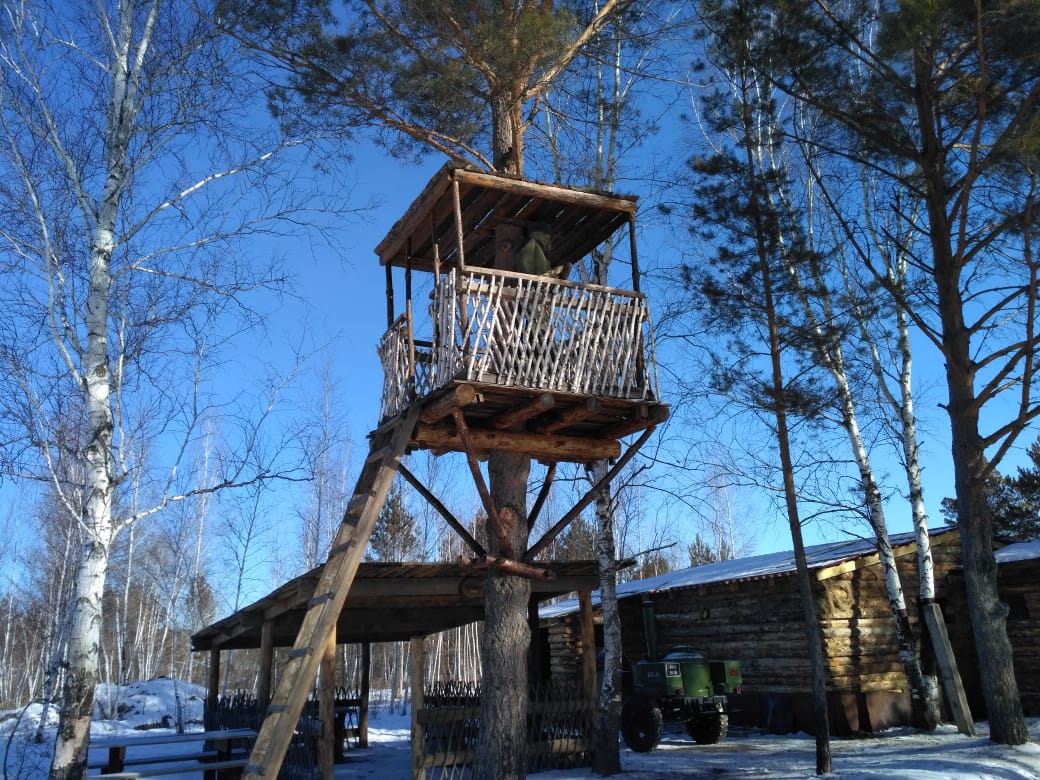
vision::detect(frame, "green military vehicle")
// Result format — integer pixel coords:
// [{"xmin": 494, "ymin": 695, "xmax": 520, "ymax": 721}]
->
[{"xmin": 620, "ymin": 601, "xmax": 742, "ymax": 752}]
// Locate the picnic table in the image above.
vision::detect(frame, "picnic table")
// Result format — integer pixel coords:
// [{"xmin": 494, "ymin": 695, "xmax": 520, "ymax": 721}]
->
[{"xmin": 88, "ymin": 727, "xmax": 256, "ymax": 779}]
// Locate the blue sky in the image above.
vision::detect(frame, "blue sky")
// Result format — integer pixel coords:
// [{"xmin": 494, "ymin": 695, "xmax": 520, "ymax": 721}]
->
[{"xmin": 271, "ymin": 140, "xmax": 1025, "ymax": 563}]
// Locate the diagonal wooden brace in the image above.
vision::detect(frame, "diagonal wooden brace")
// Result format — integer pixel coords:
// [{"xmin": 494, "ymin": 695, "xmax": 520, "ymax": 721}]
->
[
  {"xmin": 523, "ymin": 425, "xmax": 657, "ymax": 562},
  {"xmin": 452, "ymin": 408, "xmax": 515, "ymax": 559},
  {"xmin": 398, "ymin": 463, "xmax": 486, "ymax": 557}
]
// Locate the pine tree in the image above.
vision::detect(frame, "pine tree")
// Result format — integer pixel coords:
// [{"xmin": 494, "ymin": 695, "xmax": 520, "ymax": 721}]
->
[{"xmin": 224, "ymin": 3, "xmax": 636, "ymax": 776}]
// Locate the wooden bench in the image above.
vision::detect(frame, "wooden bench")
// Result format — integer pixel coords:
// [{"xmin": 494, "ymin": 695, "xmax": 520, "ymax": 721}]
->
[
  {"xmin": 88, "ymin": 727, "xmax": 256, "ymax": 779},
  {"xmin": 90, "ymin": 757, "xmax": 248, "ymax": 779}
]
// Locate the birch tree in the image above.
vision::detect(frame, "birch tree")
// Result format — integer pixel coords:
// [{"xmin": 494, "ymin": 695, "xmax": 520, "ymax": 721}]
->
[
  {"xmin": 680, "ymin": 3, "xmax": 834, "ymax": 767},
  {"xmin": 533, "ymin": 5, "xmax": 685, "ymax": 770},
  {"xmin": 294, "ymin": 364, "xmax": 352, "ymax": 572},
  {"xmin": 0, "ymin": 1, "xmax": 337, "ymax": 776}
]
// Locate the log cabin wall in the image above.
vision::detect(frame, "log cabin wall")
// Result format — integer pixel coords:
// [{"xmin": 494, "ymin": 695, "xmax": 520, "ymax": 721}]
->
[
  {"xmin": 1001, "ymin": 556, "xmax": 1040, "ymax": 716},
  {"xmin": 543, "ymin": 532, "xmax": 1039, "ymax": 735},
  {"xmin": 936, "ymin": 549, "xmax": 1040, "ymax": 719}
]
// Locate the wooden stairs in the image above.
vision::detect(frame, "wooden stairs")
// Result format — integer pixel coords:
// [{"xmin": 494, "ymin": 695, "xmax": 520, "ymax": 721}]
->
[{"xmin": 243, "ymin": 405, "xmax": 422, "ymax": 779}]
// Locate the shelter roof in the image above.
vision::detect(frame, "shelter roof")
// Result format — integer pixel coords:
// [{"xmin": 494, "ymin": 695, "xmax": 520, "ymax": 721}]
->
[
  {"xmin": 374, "ymin": 163, "xmax": 638, "ymax": 274},
  {"xmin": 540, "ymin": 527, "xmax": 965, "ymax": 620},
  {"xmin": 192, "ymin": 559, "xmax": 602, "ymax": 651}
]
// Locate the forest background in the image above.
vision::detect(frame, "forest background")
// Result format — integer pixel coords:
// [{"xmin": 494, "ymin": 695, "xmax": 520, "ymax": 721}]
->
[{"xmin": 0, "ymin": 0, "xmax": 1038, "ymax": 744}]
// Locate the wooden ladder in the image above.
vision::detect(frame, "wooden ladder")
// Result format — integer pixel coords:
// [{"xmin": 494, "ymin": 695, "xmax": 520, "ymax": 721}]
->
[{"xmin": 243, "ymin": 405, "xmax": 421, "ymax": 779}]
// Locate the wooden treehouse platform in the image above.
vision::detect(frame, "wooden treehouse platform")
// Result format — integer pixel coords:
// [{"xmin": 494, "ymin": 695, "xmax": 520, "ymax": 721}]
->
[{"xmin": 376, "ymin": 163, "xmax": 669, "ymax": 460}]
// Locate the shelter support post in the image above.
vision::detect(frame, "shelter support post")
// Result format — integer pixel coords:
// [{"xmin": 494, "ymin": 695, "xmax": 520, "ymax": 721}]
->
[
  {"xmin": 528, "ymin": 597, "xmax": 544, "ymax": 684},
  {"xmin": 207, "ymin": 648, "xmax": 220, "ymax": 715},
  {"xmin": 579, "ymin": 591, "xmax": 597, "ymax": 710},
  {"xmin": 360, "ymin": 642, "xmax": 371, "ymax": 748},
  {"xmin": 410, "ymin": 636, "xmax": 427, "ymax": 780},
  {"xmin": 319, "ymin": 630, "xmax": 336, "ymax": 779},
  {"xmin": 258, "ymin": 620, "xmax": 274, "ymax": 709}
]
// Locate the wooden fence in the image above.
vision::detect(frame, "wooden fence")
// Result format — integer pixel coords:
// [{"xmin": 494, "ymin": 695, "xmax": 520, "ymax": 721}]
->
[{"xmin": 413, "ymin": 680, "xmax": 594, "ymax": 779}]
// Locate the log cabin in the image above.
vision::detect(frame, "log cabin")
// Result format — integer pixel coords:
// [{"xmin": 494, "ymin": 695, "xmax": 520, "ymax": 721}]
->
[{"xmin": 539, "ymin": 528, "xmax": 1039, "ymax": 736}]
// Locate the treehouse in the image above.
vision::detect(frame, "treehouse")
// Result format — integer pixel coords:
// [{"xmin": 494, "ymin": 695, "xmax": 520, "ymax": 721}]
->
[
  {"xmin": 375, "ymin": 163, "xmax": 668, "ymax": 464},
  {"xmin": 233, "ymin": 164, "xmax": 669, "ymax": 779}
]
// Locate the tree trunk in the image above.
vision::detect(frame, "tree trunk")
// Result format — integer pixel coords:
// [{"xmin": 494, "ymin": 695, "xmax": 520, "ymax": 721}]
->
[
  {"xmin": 894, "ymin": 302, "xmax": 943, "ymax": 728},
  {"xmin": 51, "ymin": 536, "xmax": 111, "ymax": 780},
  {"xmin": 949, "ymin": 411, "xmax": 1027, "ymax": 744},
  {"xmin": 841, "ymin": 385, "xmax": 934, "ymax": 731},
  {"xmin": 52, "ymin": 215, "xmax": 117, "ymax": 777},
  {"xmin": 756, "ymin": 197, "xmax": 830, "ymax": 773},
  {"xmin": 790, "ymin": 232, "xmax": 937, "ymax": 732},
  {"xmin": 592, "ymin": 477, "xmax": 622, "ymax": 775},
  {"xmin": 474, "ymin": 450, "xmax": 531, "ymax": 780},
  {"xmin": 909, "ymin": 31, "xmax": 1028, "ymax": 739}
]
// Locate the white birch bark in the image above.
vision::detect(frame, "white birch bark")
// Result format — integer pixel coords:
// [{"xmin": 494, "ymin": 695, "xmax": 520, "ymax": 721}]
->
[
  {"xmin": 760, "ymin": 86, "xmax": 936, "ymax": 727},
  {"xmin": 851, "ymin": 251, "xmax": 941, "ymax": 724},
  {"xmin": 782, "ymin": 246, "xmax": 935, "ymax": 727},
  {"xmin": 0, "ymin": 0, "xmax": 333, "ymax": 773}
]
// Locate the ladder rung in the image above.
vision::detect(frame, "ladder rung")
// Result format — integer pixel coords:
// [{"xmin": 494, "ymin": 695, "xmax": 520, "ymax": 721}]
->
[
  {"xmin": 329, "ymin": 540, "xmax": 354, "ymax": 557},
  {"xmin": 287, "ymin": 647, "xmax": 310, "ymax": 659},
  {"xmin": 345, "ymin": 493, "xmax": 370, "ymax": 515},
  {"xmin": 365, "ymin": 444, "xmax": 392, "ymax": 464},
  {"xmin": 308, "ymin": 592, "xmax": 333, "ymax": 608}
]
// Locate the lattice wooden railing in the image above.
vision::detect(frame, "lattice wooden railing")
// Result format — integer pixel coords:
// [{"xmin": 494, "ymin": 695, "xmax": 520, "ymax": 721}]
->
[{"xmin": 378, "ymin": 269, "xmax": 660, "ymax": 421}]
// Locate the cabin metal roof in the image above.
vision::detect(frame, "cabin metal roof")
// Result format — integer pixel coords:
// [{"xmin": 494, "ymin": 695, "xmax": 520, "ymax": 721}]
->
[
  {"xmin": 374, "ymin": 163, "xmax": 638, "ymax": 274},
  {"xmin": 539, "ymin": 527, "xmax": 967, "ymax": 620},
  {"xmin": 192, "ymin": 559, "xmax": 602, "ymax": 651}
]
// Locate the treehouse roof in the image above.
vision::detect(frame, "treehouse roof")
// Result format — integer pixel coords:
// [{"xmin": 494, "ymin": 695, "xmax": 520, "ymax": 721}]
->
[{"xmin": 375, "ymin": 162, "xmax": 638, "ymax": 274}]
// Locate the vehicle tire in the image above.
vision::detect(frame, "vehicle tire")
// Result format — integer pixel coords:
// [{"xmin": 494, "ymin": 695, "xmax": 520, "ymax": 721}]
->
[
  {"xmin": 687, "ymin": 712, "xmax": 729, "ymax": 744},
  {"xmin": 620, "ymin": 696, "xmax": 663, "ymax": 752}
]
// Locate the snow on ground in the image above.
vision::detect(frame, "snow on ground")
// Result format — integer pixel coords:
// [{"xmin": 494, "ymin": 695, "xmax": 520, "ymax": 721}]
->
[{"xmin": 2, "ymin": 679, "xmax": 1039, "ymax": 779}]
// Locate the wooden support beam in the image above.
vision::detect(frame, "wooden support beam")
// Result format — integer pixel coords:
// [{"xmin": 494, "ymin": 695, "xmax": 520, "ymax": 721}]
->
[
  {"xmin": 922, "ymin": 602, "xmax": 975, "ymax": 736},
  {"xmin": 420, "ymin": 384, "xmax": 478, "ymax": 424},
  {"xmin": 360, "ymin": 642, "xmax": 371, "ymax": 748},
  {"xmin": 318, "ymin": 631, "xmax": 336, "ymax": 780},
  {"xmin": 579, "ymin": 591, "xmax": 598, "ymax": 708},
  {"xmin": 492, "ymin": 392, "xmax": 555, "ymax": 430},
  {"xmin": 459, "ymin": 554, "xmax": 554, "ymax": 580},
  {"xmin": 604, "ymin": 403, "xmax": 669, "ymax": 439},
  {"xmin": 535, "ymin": 397, "xmax": 601, "ymax": 434},
  {"xmin": 398, "ymin": 463, "xmax": 486, "ymax": 556},
  {"xmin": 207, "ymin": 648, "xmax": 220, "ymax": 715},
  {"xmin": 258, "ymin": 621, "xmax": 273, "ymax": 710},
  {"xmin": 452, "ymin": 408, "xmax": 514, "ymax": 559},
  {"xmin": 527, "ymin": 462, "xmax": 556, "ymax": 532},
  {"xmin": 412, "ymin": 422, "xmax": 621, "ymax": 463},
  {"xmin": 410, "ymin": 637, "xmax": 427, "ymax": 780},
  {"xmin": 524, "ymin": 426, "xmax": 656, "ymax": 562}
]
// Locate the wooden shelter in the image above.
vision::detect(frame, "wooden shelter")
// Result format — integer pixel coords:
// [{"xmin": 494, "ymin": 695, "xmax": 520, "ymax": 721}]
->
[
  {"xmin": 223, "ymin": 163, "xmax": 667, "ymax": 779},
  {"xmin": 540, "ymin": 529, "xmax": 1039, "ymax": 736},
  {"xmin": 192, "ymin": 560, "xmax": 603, "ymax": 776},
  {"xmin": 193, "ymin": 561, "xmax": 603, "ymax": 651}
]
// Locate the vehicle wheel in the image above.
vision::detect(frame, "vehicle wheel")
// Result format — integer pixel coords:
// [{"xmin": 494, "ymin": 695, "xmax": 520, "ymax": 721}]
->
[
  {"xmin": 687, "ymin": 712, "xmax": 729, "ymax": 744},
  {"xmin": 620, "ymin": 696, "xmax": 663, "ymax": 752}
]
